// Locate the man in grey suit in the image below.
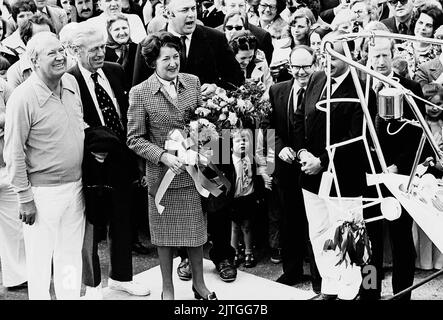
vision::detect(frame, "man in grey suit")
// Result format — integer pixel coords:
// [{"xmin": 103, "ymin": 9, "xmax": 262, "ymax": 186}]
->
[{"xmin": 34, "ymin": 0, "xmax": 68, "ymax": 34}]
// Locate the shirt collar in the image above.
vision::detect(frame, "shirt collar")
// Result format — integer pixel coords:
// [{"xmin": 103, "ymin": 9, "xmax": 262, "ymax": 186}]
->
[
  {"xmin": 29, "ymin": 73, "xmax": 76, "ymax": 107},
  {"xmin": 78, "ymin": 63, "xmax": 106, "ymax": 82},
  {"xmin": 41, "ymin": 6, "xmax": 48, "ymax": 15},
  {"xmin": 332, "ymin": 68, "xmax": 350, "ymax": 88},
  {"xmin": 149, "ymin": 73, "xmax": 187, "ymax": 94},
  {"xmin": 292, "ymin": 80, "xmax": 303, "ymax": 94},
  {"xmin": 155, "ymin": 73, "xmax": 178, "ymax": 88},
  {"xmin": 19, "ymin": 54, "xmax": 33, "ymax": 74},
  {"xmin": 166, "ymin": 25, "xmax": 192, "ymax": 42},
  {"xmin": 206, "ymin": 5, "xmax": 216, "ymax": 13}
]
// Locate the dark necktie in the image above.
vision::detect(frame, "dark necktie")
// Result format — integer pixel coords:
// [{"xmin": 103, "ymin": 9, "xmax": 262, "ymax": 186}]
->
[
  {"xmin": 203, "ymin": 9, "xmax": 209, "ymax": 19},
  {"xmin": 320, "ymin": 78, "xmax": 336, "ymax": 101},
  {"xmin": 179, "ymin": 35, "xmax": 187, "ymax": 70},
  {"xmin": 91, "ymin": 72, "xmax": 125, "ymax": 139},
  {"xmin": 398, "ymin": 22, "xmax": 407, "ymax": 34},
  {"xmin": 297, "ymin": 87, "xmax": 305, "ymax": 111}
]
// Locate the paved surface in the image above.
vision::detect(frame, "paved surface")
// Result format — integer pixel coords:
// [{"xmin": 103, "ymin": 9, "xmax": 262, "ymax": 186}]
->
[{"xmin": 1, "ymin": 233, "xmax": 443, "ymax": 300}]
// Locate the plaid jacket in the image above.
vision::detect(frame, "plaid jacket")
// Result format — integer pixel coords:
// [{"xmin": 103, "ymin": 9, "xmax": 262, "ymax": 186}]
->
[{"xmin": 127, "ymin": 73, "xmax": 202, "ymax": 189}]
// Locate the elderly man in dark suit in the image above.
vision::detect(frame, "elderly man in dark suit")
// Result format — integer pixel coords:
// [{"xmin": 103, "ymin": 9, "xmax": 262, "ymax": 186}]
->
[
  {"xmin": 217, "ymin": 0, "xmax": 273, "ymax": 65},
  {"xmin": 68, "ymin": 21, "xmax": 150, "ymax": 299},
  {"xmin": 132, "ymin": 0, "xmax": 244, "ymax": 283},
  {"xmin": 381, "ymin": 0, "xmax": 415, "ymax": 35},
  {"xmin": 268, "ymin": 45, "xmax": 320, "ymax": 291},
  {"xmin": 294, "ymin": 32, "xmax": 376, "ymax": 300},
  {"xmin": 34, "ymin": 0, "xmax": 68, "ymax": 34}
]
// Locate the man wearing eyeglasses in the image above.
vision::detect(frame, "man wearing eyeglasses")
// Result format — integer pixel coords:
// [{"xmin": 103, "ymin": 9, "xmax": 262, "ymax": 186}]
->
[
  {"xmin": 268, "ymin": 45, "xmax": 320, "ymax": 291},
  {"xmin": 294, "ymin": 31, "xmax": 377, "ymax": 300},
  {"xmin": 217, "ymin": 0, "xmax": 273, "ymax": 65},
  {"xmin": 381, "ymin": 0, "xmax": 415, "ymax": 36}
]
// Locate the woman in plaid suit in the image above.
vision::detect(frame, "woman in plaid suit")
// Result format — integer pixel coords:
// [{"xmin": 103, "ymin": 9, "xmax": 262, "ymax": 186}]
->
[{"xmin": 126, "ymin": 31, "xmax": 216, "ymax": 300}]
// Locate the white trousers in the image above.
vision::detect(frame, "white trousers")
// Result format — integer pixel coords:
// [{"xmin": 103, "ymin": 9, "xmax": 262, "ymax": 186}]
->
[
  {"xmin": 0, "ymin": 167, "xmax": 26, "ymax": 287},
  {"xmin": 23, "ymin": 180, "xmax": 85, "ymax": 300},
  {"xmin": 302, "ymin": 189, "xmax": 363, "ymax": 300}
]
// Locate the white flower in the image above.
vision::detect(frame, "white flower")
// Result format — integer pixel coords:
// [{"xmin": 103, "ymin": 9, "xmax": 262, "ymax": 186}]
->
[
  {"xmin": 195, "ymin": 107, "xmax": 211, "ymax": 117},
  {"xmin": 245, "ymin": 100, "xmax": 254, "ymax": 112},
  {"xmin": 189, "ymin": 120, "xmax": 199, "ymax": 131},
  {"xmin": 218, "ymin": 113, "xmax": 227, "ymax": 121},
  {"xmin": 199, "ymin": 118, "xmax": 210, "ymax": 126},
  {"xmin": 237, "ymin": 99, "xmax": 245, "ymax": 111},
  {"xmin": 228, "ymin": 112, "xmax": 238, "ymax": 126}
]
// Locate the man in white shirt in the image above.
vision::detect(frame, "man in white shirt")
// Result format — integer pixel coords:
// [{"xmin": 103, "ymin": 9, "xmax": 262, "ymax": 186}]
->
[{"xmin": 88, "ymin": 0, "xmax": 146, "ymax": 43}]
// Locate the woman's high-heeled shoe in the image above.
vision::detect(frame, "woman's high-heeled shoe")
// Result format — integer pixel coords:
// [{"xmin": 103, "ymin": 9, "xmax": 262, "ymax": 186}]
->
[{"xmin": 192, "ymin": 286, "xmax": 217, "ymax": 300}]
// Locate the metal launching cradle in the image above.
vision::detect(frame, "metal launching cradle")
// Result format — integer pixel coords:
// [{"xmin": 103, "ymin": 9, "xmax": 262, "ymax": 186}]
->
[{"xmin": 320, "ymin": 31, "xmax": 443, "ymax": 300}]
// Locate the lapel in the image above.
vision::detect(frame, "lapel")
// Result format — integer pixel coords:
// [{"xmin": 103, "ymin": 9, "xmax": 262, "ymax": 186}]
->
[
  {"xmin": 71, "ymin": 63, "xmax": 98, "ymax": 124},
  {"xmin": 187, "ymin": 26, "xmax": 206, "ymax": 72},
  {"xmin": 279, "ymin": 79, "xmax": 294, "ymax": 134},
  {"xmin": 306, "ymin": 72, "xmax": 327, "ymax": 117},
  {"xmin": 149, "ymin": 74, "xmax": 183, "ymax": 112}
]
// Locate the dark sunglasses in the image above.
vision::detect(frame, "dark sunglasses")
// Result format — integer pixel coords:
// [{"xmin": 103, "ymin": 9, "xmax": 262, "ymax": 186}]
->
[
  {"xmin": 225, "ymin": 25, "xmax": 244, "ymax": 31},
  {"xmin": 388, "ymin": 0, "xmax": 409, "ymax": 5}
]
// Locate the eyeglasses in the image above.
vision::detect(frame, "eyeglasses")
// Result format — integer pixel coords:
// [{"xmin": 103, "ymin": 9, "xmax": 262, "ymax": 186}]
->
[
  {"xmin": 290, "ymin": 64, "xmax": 312, "ymax": 72},
  {"xmin": 387, "ymin": 0, "xmax": 409, "ymax": 6},
  {"xmin": 225, "ymin": 25, "xmax": 244, "ymax": 31},
  {"xmin": 259, "ymin": 3, "xmax": 277, "ymax": 11}
]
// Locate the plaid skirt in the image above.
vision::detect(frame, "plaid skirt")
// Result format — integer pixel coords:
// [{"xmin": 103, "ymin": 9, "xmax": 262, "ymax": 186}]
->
[{"xmin": 148, "ymin": 185, "xmax": 207, "ymax": 247}]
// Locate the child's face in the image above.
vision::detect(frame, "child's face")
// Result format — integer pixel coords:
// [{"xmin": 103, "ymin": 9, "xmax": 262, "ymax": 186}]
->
[
  {"xmin": 426, "ymin": 95, "xmax": 443, "ymax": 119},
  {"xmin": 232, "ymin": 131, "xmax": 251, "ymax": 155}
]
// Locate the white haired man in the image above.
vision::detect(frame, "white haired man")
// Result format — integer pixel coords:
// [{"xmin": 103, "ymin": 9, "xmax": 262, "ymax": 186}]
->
[{"xmin": 4, "ymin": 31, "xmax": 86, "ymax": 299}]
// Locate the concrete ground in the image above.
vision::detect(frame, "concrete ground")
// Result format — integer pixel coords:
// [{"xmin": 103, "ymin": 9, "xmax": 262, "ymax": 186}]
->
[{"xmin": 1, "ymin": 232, "xmax": 443, "ymax": 300}]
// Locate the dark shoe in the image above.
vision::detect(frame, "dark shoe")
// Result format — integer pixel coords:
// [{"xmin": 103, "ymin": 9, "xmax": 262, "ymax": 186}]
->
[
  {"xmin": 233, "ymin": 253, "xmax": 244, "ymax": 267},
  {"xmin": 310, "ymin": 293, "xmax": 338, "ymax": 300},
  {"xmin": 177, "ymin": 258, "xmax": 192, "ymax": 281},
  {"xmin": 7, "ymin": 282, "xmax": 28, "ymax": 291},
  {"xmin": 244, "ymin": 253, "xmax": 256, "ymax": 268},
  {"xmin": 192, "ymin": 286, "xmax": 217, "ymax": 300},
  {"xmin": 312, "ymin": 280, "xmax": 322, "ymax": 294},
  {"xmin": 276, "ymin": 273, "xmax": 311, "ymax": 286},
  {"xmin": 270, "ymin": 248, "xmax": 282, "ymax": 264},
  {"xmin": 216, "ymin": 259, "xmax": 237, "ymax": 282},
  {"xmin": 132, "ymin": 242, "xmax": 150, "ymax": 255}
]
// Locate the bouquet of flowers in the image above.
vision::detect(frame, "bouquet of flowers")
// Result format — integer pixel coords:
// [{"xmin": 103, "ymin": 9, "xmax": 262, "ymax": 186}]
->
[{"xmin": 191, "ymin": 81, "xmax": 272, "ymax": 136}]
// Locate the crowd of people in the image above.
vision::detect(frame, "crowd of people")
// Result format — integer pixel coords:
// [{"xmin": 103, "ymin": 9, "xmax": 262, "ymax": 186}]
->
[{"xmin": 0, "ymin": 0, "xmax": 443, "ymax": 301}]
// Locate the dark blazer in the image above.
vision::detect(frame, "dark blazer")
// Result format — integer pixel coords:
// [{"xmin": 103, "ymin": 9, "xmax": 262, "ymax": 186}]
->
[
  {"xmin": 294, "ymin": 71, "xmax": 376, "ymax": 196},
  {"xmin": 68, "ymin": 62, "xmax": 129, "ymax": 131},
  {"xmin": 104, "ymin": 41, "xmax": 138, "ymax": 92},
  {"xmin": 375, "ymin": 74, "xmax": 425, "ymax": 175},
  {"xmin": 132, "ymin": 24, "xmax": 244, "ymax": 88},
  {"xmin": 268, "ymin": 78, "xmax": 301, "ymax": 186},
  {"xmin": 381, "ymin": 16, "xmax": 415, "ymax": 35},
  {"xmin": 215, "ymin": 22, "xmax": 273, "ymax": 65},
  {"xmin": 201, "ymin": 9, "xmax": 225, "ymax": 28}
]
